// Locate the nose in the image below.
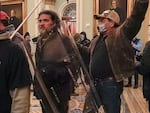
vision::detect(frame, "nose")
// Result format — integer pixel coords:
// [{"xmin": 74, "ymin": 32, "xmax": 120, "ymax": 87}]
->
[
  {"xmin": 98, "ymin": 20, "xmax": 102, "ymax": 24},
  {"xmin": 39, "ymin": 22, "xmax": 46, "ymax": 29}
]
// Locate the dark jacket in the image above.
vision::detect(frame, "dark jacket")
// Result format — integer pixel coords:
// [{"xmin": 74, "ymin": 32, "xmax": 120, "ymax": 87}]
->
[
  {"xmin": 89, "ymin": 0, "xmax": 149, "ymax": 82},
  {"xmin": 138, "ymin": 41, "xmax": 150, "ymax": 99},
  {"xmin": 34, "ymin": 30, "xmax": 79, "ymax": 97},
  {"xmin": 143, "ymin": 73, "xmax": 150, "ymax": 99},
  {"xmin": 6, "ymin": 24, "xmax": 33, "ymax": 60},
  {"xmin": 141, "ymin": 41, "xmax": 150, "ymax": 68},
  {"xmin": 0, "ymin": 32, "xmax": 31, "ymax": 113}
]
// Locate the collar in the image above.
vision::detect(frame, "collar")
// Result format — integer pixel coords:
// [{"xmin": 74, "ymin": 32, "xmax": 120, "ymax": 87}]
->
[{"xmin": 0, "ymin": 32, "xmax": 10, "ymax": 40}]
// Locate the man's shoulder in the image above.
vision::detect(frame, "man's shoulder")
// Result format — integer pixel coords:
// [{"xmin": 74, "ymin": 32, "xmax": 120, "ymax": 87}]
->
[
  {"xmin": 3, "ymin": 40, "xmax": 23, "ymax": 53},
  {"xmin": 0, "ymin": 40, "xmax": 24, "ymax": 58}
]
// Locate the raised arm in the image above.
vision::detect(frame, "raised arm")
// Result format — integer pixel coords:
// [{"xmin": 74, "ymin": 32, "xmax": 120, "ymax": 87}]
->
[{"xmin": 121, "ymin": 0, "xmax": 149, "ymax": 41}]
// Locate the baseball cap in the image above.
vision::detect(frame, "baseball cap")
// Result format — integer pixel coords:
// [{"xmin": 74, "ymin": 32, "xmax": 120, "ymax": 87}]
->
[
  {"xmin": 0, "ymin": 11, "xmax": 9, "ymax": 20},
  {"xmin": 94, "ymin": 10, "xmax": 120, "ymax": 25}
]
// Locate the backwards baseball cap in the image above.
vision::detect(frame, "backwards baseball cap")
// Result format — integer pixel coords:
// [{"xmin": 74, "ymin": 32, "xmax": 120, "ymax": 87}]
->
[
  {"xmin": 94, "ymin": 10, "xmax": 120, "ymax": 25},
  {"xmin": 0, "ymin": 11, "xmax": 9, "ymax": 20}
]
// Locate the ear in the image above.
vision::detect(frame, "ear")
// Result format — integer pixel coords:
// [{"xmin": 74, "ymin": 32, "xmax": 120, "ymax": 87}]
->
[{"xmin": 110, "ymin": 21, "xmax": 115, "ymax": 28}]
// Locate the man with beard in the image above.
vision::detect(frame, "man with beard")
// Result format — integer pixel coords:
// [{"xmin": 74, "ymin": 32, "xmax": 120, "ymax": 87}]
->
[{"xmin": 34, "ymin": 10, "xmax": 79, "ymax": 113}]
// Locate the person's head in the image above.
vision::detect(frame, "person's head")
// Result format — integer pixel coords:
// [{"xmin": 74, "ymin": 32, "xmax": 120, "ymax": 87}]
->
[
  {"xmin": 80, "ymin": 31, "xmax": 87, "ymax": 41},
  {"xmin": 38, "ymin": 10, "xmax": 61, "ymax": 34},
  {"xmin": 73, "ymin": 33, "xmax": 80, "ymax": 42},
  {"xmin": 24, "ymin": 32, "xmax": 30, "ymax": 37},
  {"xmin": 111, "ymin": 0, "xmax": 119, "ymax": 9},
  {"xmin": 10, "ymin": 9, "xmax": 16, "ymax": 17},
  {"xmin": 132, "ymin": 37, "xmax": 140, "ymax": 44},
  {"xmin": 94, "ymin": 10, "xmax": 120, "ymax": 34},
  {"xmin": 0, "ymin": 11, "xmax": 9, "ymax": 30},
  {"xmin": 24, "ymin": 32, "xmax": 30, "ymax": 41}
]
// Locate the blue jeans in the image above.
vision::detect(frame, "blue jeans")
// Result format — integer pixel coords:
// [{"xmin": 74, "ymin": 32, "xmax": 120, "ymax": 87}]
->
[{"xmin": 95, "ymin": 79, "xmax": 123, "ymax": 113}]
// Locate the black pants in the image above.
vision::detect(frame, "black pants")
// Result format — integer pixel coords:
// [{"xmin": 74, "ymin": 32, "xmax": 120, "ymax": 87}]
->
[
  {"xmin": 128, "ymin": 70, "xmax": 138, "ymax": 86},
  {"xmin": 83, "ymin": 79, "xmax": 123, "ymax": 113},
  {"xmin": 148, "ymin": 100, "xmax": 150, "ymax": 112},
  {"xmin": 40, "ymin": 81, "xmax": 73, "ymax": 113}
]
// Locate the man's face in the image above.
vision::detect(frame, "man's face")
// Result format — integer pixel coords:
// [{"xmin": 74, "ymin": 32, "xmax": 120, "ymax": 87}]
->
[
  {"xmin": 38, "ymin": 14, "xmax": 54, "ymax": 34},
  {"xmin": 98, "ymin": 18, "xmax": 109, "ymax": 31},
  {"xmin": 112, "ymin": 1, "xmax": 117, "ymax": 9},
  {"xmin": 10, "ymin": 10, "xmax": 15, "ymax": 17},
  {"xmin": 97, "ymin": 18, "xmax": 115, "ymax": 33},
  {"xmin": 80, "ymin": 34, "xmax": 85, "ymax": 41}
]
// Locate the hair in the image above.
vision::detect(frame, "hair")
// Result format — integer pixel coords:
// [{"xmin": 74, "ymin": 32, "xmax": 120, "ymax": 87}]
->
[
  {"xmin": 24, "ymin": 32, "xmax": 30, "ymax": 38},
  {"xmin": 73, "ymin": 33, "xmax": 80, "ymax": 41},
  {"xmin": 80, "ymin": 31, "xmax": 87, "ymax": 38},
  {"xmin": 38, "ymin": 10, "xmax": 61, "ymax": 29}
]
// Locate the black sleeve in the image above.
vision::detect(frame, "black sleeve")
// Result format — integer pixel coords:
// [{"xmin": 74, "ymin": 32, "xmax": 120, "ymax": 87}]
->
[
  {"xmin": 9, "ymin": 46, "xmax": 32, "ymax": 90},
  {"xmin": 137, "ymin": 41, "xmax": 150, "ymax": 75},
  {"xmin": 142, "ymin": 41, "xmax": 150, "ymax": 67},
  {"xmin": 121, "ymin": 0, "xmax": 149, "ymax": 41}
]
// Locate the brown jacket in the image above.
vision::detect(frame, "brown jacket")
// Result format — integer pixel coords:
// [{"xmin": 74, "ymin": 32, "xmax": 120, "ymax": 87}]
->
[{"xmin": 89, "ymin": 0, "xmax": 149, "ymax": 82}]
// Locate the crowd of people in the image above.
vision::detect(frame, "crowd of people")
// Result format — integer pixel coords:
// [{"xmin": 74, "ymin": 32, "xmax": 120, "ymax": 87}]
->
[{"xmin": 0, "ymin": 0, "xmax": 150, "ymax": 113}]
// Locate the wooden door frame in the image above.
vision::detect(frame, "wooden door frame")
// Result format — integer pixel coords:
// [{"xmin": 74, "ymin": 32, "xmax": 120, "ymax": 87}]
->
[{"xmin": 0, "ymin": 0, "xmax": 27, "ymax": 35}]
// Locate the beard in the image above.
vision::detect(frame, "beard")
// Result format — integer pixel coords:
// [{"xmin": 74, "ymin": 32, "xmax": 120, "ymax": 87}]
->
[
  {"xmin": 39, "ymin": 27, "xmax": 47, "ymax": 34},
  {"xmin": 38, "ymin": 25, "xmax": 55, "ymax": 35}
]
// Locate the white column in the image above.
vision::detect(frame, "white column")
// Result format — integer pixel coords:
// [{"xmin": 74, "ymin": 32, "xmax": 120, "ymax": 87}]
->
[
  {"xmin": 77, "ymin": 0, "xmax": 93, "ymax": 40},
  {"xmin": 76, "ymin": 0, "xmax": 82, "ymax": 32},
  {"xmin": 27, "ymin": 0, "xmax": 43, "ymax": 38}
]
